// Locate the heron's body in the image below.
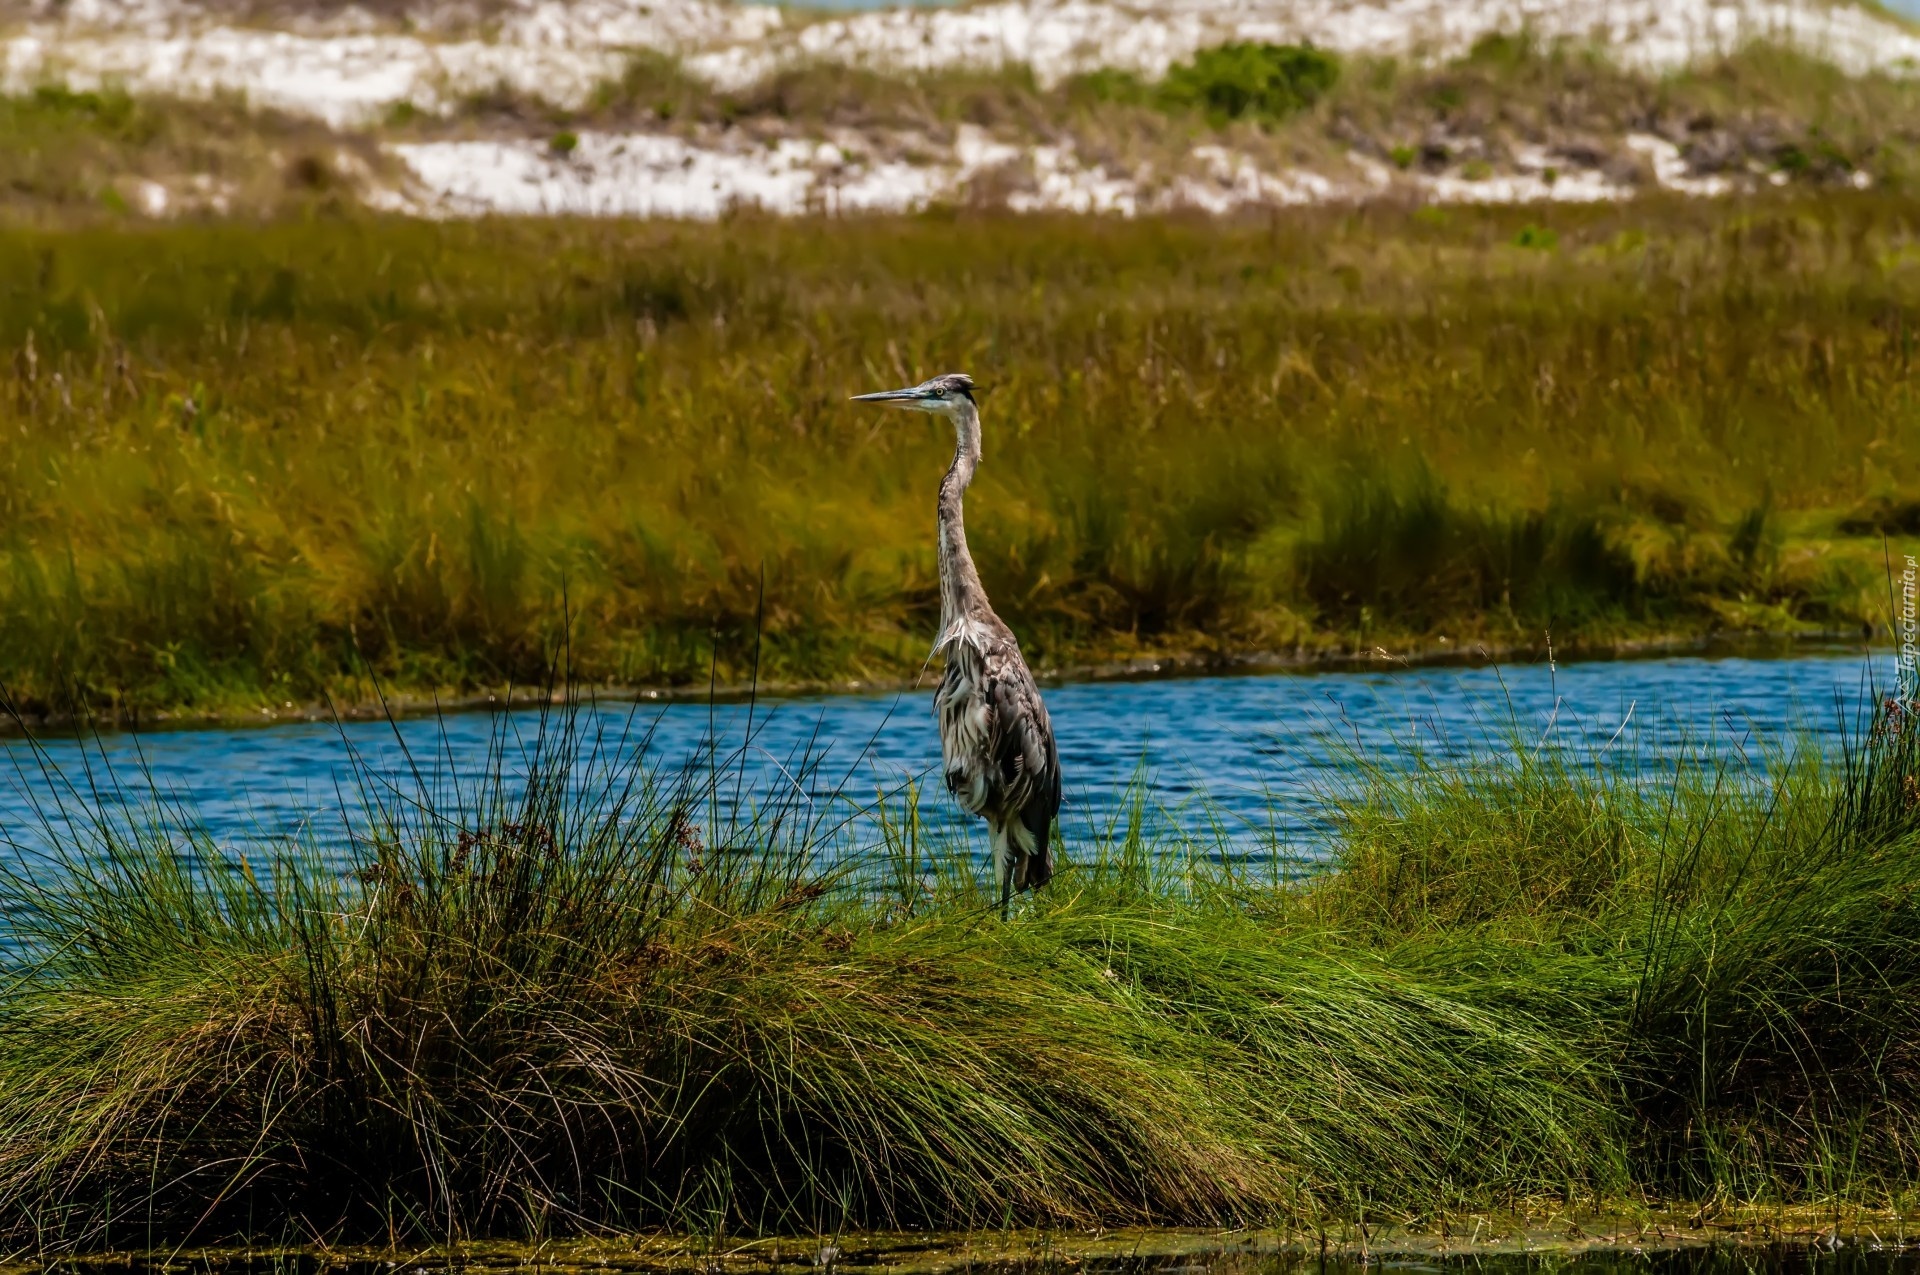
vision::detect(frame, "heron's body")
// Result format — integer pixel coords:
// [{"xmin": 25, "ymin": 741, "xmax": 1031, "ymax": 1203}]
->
[{"xmin": 853, "ymin": 373, "xmax": 1061, "ymax": 915}]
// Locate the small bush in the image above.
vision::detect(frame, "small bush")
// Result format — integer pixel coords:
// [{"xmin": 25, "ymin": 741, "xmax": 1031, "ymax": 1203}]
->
[
  {"xmin": 1464, "ymin": 31, "xmax": 1538, "ymax": 69},
  {"xmin": 1158, "ymin": 42, "xmax": 1339, "ymax": 124},
  {"xmin": 284, "ymin": 152, "xmax": 333, "ymax": 189},
  {"xmin": 29, "ymin": 85, "xmax": 139, "ymax": 134}
]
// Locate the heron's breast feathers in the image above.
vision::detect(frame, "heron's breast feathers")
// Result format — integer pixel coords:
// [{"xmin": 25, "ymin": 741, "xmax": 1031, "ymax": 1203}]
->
[{"xmin": 931, "ymin": 614, "xmax": 992, "ymax": 660}]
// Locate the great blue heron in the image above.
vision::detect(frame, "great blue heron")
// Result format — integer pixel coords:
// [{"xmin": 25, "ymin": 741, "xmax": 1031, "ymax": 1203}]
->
[{"xmin": 852, "ymin": 372, "xmax": 1061, "ymax": 918}]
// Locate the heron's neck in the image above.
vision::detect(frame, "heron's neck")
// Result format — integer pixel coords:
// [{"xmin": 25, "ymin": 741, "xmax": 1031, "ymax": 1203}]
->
[{"xmin": 937, "ymin": 400, "xmax": 986, "ymax": 638}]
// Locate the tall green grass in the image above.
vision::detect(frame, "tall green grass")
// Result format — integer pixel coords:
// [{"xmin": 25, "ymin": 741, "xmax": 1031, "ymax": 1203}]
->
[
  {"xmin": 1, "ymin": 680, "xmax": 1919, "ymax": 1246},
  {"xmin": 1320, "ymin": 690, "xmax": 1920, "ymax": 1201},
  {"xmin": 1, "ymin": 197, "xmax": 1918, "ymax": 718}
]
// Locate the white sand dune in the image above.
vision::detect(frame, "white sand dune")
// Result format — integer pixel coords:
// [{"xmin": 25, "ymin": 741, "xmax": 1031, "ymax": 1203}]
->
[
  {"xmin": 7, "ymin": 0, "xmax": 1911, "ymax": 214},
  {"xmin": 12, "ymin": 0, "xmax": 1920, "ymax": 123}
]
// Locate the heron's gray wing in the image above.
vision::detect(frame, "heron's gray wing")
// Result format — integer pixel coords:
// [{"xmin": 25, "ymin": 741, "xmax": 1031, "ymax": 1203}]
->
[
  {"xmin": 1017, "ymin": 698, "xmax": 1062, "ymax": 889},
  {"xmin": 981, "ymin": 636, "xmax": 1061, "ymax": 841},
  {"xmin": 934, "ymin": 649, "xmax": 993, "ymax": 815}
]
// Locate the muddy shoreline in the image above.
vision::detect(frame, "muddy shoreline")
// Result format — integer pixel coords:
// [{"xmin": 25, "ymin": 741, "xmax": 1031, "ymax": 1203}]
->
[{"xmin": 11, "ymin": 1210, "xmax": 1916, "ymax": 1274}]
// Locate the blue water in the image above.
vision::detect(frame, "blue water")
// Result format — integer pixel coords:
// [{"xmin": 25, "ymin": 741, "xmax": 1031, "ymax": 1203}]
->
[{"xmin": 0, "ymin": 649, "xmax": 1899, "ymax": 869}]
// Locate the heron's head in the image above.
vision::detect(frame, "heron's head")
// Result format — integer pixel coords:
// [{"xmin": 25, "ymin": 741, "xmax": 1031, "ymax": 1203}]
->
[{"xmin": 850, "ymin": 372, "xmax": 975, "ymax": 416}]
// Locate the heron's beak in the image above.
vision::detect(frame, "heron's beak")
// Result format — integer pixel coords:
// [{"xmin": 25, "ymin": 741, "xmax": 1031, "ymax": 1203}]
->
[{"xmin": 850, "ymin": 386, "xmax": 932, "ymax": 409}]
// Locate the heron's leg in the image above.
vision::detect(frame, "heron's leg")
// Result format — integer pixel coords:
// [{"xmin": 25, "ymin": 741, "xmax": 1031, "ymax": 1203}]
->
[{"xmin": 988, "ymin": 820, "xmax": 1014, "ymax": 921}]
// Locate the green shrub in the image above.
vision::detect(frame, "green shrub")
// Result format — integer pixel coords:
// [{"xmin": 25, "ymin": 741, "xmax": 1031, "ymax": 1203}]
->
[
  {"xmin": 1464, "ymin": 31, "xmax": 1538, "ymax": 69},
  {"xmin": 28, "ymin": 85, "xmax": 140, "ymax": 134},
  {"xmin": 1158, "ymin": 42, "xmax": 1339, "ymax": 123}
]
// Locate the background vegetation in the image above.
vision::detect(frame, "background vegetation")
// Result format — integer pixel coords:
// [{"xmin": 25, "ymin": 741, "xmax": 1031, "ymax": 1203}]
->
[
  {"xmin": 4, "ymin": 35, "xmax": 1916, "ymax": 222},
  {"xmin": 461, "ymin": 38, "xmax": 1920, "ymax": 196},
  {"xmin": 2, "ymin": 195, "xmax": 1919, "ymax": 718}
]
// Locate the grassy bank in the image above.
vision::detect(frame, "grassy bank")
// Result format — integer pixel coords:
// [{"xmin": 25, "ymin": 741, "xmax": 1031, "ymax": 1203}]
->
[
  {"xmin": 3, "ymin": 196, "xmax": 1920, "ymax": 718},
  {"xmin": 1, "ymin": 687, "xmax": 1918, "ymax": 1246}
]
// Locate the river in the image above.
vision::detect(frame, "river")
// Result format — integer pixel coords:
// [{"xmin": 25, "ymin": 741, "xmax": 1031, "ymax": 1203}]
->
[{"xmin": 0, "ymin": 647, "xmax": 1900, "ymax": 867}]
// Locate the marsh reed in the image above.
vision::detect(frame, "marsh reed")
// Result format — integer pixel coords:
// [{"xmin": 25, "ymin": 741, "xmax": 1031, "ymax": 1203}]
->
[{"xmin": 1, "ymin": 196, "xmax": 1918, "ymax": 719}]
